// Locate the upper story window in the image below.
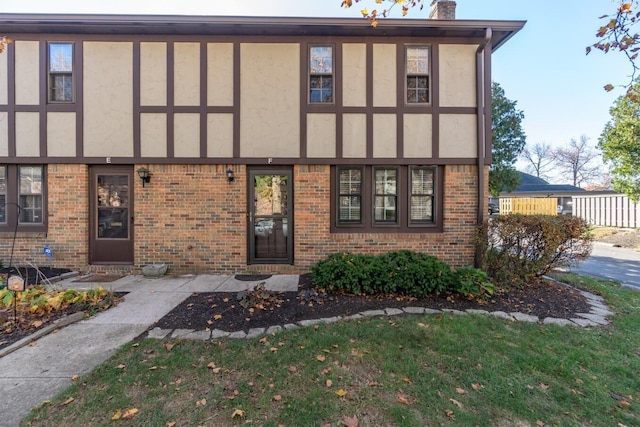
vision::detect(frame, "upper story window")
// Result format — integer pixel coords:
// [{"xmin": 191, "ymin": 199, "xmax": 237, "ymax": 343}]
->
[
  {"xmin": 0, "ymin": 165, "xmax": 46, "ymax": 232},
  {"xmin": 406, "ymin": 46, "xmax": 430, "ymax": 104},
  {"xmin": 48, "ymin": 43, "xmax": 74, "ymax": 103},
  {"xmin": 309, "ymin": 46, "xmax": 333, "ymax": 103}
]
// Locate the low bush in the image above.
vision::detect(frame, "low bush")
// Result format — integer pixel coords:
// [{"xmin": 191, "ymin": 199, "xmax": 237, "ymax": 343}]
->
[
  {"xmin": 475, "ymin": 214, "xmax": 592, "ymax": 288},
  {"xmin": 311, "ymin": 250, "xmax": 454, "ymax": 297},
  {"xmin": 452, "ymin": 266, "xmax": 496, "ymax": 300}
]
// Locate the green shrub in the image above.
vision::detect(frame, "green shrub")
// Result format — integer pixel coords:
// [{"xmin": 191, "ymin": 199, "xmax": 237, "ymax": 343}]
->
[
  {"xmin": 475, "ymin": 214, "xmax": 592, "ymax": 288},
  {"xmin": 452, "ymin": 266, "xmax": 495, "ymax": 300},
  {"xmin": 311, "ymin": 250, "xmax": 454, "ymax": 297}
]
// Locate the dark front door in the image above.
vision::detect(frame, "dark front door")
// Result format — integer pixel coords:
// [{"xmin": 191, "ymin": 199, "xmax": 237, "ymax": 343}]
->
[
  {"xmin": 248, "ymin": 168, "xmax": 293, "ymax": 264},
  {"xmin": 89, "ymin": 166, "xmax": 134, "ymax": 264}
]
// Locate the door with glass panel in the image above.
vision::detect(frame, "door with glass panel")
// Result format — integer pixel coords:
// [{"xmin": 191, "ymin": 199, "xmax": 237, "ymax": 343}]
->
[
  {"xmin": 248, "ymin": 169, "xmax": 293, "ymax": 264},
  {"xmin": 89, "ymin": 166, "xmax": 134, "ymax": 264}
]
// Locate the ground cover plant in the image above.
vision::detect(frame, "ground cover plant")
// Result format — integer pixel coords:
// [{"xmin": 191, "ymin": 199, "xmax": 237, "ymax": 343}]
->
[
  {"xmin": 23, "ymin": 274, "xmax": 640, "ymax": 427},
  {"xmin": 0, "ymin": 285, "xmax": 122, "ymax": 349}
]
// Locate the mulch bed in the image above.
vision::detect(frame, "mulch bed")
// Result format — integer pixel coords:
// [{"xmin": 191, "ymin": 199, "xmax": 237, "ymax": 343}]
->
[{"xmin": 154, "ymin": 274, "xmax": 594, "ymax": 333}]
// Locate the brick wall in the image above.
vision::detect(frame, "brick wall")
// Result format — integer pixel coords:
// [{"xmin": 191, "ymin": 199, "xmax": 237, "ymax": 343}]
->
[
  {"xmin": 0, "ymin": 164, "xmax": 89, "ymax": 272},
  {"xmin": 0, "ymin": 163, "xmax": 484, "ymax": 274}
]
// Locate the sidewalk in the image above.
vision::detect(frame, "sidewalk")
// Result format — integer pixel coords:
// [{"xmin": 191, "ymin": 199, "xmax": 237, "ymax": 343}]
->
[{"xmin": 0, "ymin": 273, "xmax": 299, "ymax": 427}]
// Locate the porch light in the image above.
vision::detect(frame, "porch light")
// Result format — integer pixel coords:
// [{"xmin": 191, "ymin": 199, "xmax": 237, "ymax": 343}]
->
[
  {"xmin": 226, "ymin": 169, "xmax": 234, "ymax": 183},
  {"xmin": 137, "ymin": 167, "xmax": 151, "ymax": 187}
]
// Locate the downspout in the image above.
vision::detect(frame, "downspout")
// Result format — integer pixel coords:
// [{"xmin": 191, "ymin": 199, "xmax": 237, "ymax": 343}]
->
[{"xmin": 476, "ymin": 28, "xmax": 492, "ymax": 226}]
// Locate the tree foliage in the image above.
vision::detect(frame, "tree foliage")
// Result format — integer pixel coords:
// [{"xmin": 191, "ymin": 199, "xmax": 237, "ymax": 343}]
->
[
  {"xmin": 588, "ymin": 1, "xmax": 640, "ymax": 92},
  {"xmin": 490, "ymin": 82, "xmax": 526, "ymax": 196},
  {"xmin": 553, "ymin": 136, "xmax": 602, "ymax": 188},
  {"xmin": 599, "ymin": 80, "xmax": 640, "ymax": 201}
]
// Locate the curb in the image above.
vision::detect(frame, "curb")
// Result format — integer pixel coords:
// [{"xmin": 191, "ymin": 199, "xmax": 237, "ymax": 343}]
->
[{"xmin": 0, "ymin": 311, "xmax": 85, "ymax": 358}]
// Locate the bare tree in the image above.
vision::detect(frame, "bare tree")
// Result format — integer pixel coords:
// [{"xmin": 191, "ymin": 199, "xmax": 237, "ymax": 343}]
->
[
  {"xmin": 552, "ymin": 136, "xmax": 602, "ymax": 188},
  {"xmin": 521, "ymin": 142, "xmax": 554, "ymax": 180}
]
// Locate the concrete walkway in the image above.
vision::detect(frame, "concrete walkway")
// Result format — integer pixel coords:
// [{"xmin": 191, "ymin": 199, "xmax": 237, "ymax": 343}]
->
[{"xmin": 0, "ymin": 273, "xmax": 299, "ymax": 427}]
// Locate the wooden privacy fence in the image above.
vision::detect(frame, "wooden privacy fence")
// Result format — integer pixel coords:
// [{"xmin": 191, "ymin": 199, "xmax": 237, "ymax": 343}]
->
[
  {"xmin": 499, "ymin": 198, "xmax": 557, "ymax": 215},
  {"xmin": 573, "ymin": 194, "xmax": 639, "ymax": 228}
]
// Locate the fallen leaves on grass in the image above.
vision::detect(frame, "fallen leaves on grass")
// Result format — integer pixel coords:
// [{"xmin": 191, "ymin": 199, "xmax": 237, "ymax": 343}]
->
[{"xmin": 341, "ymin": 415, "xmax": 359, "ymax": 427}]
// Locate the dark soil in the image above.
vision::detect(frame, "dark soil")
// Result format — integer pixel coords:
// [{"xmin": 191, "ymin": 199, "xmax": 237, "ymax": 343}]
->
[
  {"xmin": 0, "ymin": 267, "xmax": 72, "ymax": 286},
  {"xmin": 154, "ymin": 274, "xmax": 594, "ymax": 333}
]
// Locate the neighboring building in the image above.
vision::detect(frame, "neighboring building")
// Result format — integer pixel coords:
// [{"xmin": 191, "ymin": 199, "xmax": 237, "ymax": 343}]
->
[
  {"xmin": 0, "ymin": 6, "xmax": 524, "ymax": 273},
  {"xmin": 499, "ymin": 172, "xmax": 585, "ymax": 215}
]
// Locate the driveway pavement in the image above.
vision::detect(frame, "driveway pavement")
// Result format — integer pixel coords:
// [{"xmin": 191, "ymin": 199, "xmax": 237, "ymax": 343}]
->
[{"xmin": 568, "ymin": 242, "xmax": 640, "ymax": 290}]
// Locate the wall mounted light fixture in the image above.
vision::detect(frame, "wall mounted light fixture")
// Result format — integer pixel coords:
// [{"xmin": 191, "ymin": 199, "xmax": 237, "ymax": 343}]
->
[
  {"xmin": 226, "ymin": 169, "xmax": 235, "ymax": 183},
  {"xmin": 137, "ymin": 167, "xmax": 151, "ymax": 187}
]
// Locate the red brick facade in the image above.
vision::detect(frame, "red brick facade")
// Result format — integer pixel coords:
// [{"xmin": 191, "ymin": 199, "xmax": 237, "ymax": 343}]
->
[{"xmin": 0, "ymin": 163, "xmax": 485, "ymax": 274}]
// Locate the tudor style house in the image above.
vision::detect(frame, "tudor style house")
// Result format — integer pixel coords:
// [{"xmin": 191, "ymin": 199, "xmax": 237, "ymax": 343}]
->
[{"xmin": 0, "ymin": 6, "xmax": 524, "ymax": 274}]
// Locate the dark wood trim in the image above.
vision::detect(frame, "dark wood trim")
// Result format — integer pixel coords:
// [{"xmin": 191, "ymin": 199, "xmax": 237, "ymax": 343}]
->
[
  {"xmin": 39, "ymin": 41, "xmax": 47, "ymax": 157},
  {"xmin": 431, "ymin": 44, "xmax": 440, "ymax": 160},
  {"xmin": 334, "ymin": 43, "xmax": 343, "ymax": 159},
  {"xmin": 365, "ymin": 42, "xmax": 373, "ymax": 159},
  {"xmin": 299, "ymin": 41, "xmax": 307, "ymax": 159},
  {"xmin": 133, "ymin": 41, "xmax": 141, "ymax": 158},
  {"xmin": 232, "ymin": 42, "xmax": 240, "ymax": 159},
  {"xmin": 484, "ymin": 45, "xmax": 493, "ymax": 164},
  {"xmin": 75, "ymin": 40, "xmax": 84, "ymax": 158},
  {"xmin": 396, "ymin": 44, "xmax": 404, "ymax": 159},
  {"xmin": 199, "ymin": 42, "xmax": 207, "ymax": 158},
  {"xmin": 7, "ymin": 42, "xmax": 15, "ymax": 158},
  {"xmin": 166, "ymin": 42, "xmax": 174, "ymax": 158}
]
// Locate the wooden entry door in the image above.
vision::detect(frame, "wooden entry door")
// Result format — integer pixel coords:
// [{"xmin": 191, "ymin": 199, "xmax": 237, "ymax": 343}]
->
[
  {"xmin": 248, "ymin": 168, "xmax": 293, "ymax": 264},
  {"xmin": 89, "ymin": 166, "xmax": 134, "ymax": 264}
]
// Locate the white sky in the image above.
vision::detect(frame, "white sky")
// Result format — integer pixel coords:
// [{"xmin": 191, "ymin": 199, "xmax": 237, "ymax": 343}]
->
[{"xmin": 1, "ymin": 0, "xmax": 630, "ymax": 183}]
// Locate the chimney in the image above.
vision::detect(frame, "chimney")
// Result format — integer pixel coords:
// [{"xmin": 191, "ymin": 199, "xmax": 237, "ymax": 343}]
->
[{"xmin": 429, "ymin": 0, "xmax": 456, "ymax": 20}]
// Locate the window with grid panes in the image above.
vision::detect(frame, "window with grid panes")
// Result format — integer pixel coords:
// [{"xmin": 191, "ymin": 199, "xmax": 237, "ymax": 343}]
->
[
  {"xmin": 309, "ymin": 46, "xmax": 333, "ymax": 103},
  {"xmin": 410, "ymin": 166, "xmax": 435, "ymax": 224},
  {"xmin": 48, "ymin": 43, "xmax": 73, "ymax": 102},
  {"xmin": 0, "ymin": 165, "xmax": 46, "ymax": 231},
  {"xmin": 406, "ymin": 46, "xmax": 429, "ymax": 104},
  {"xmin": 374, "ymin": 168, "xmax": 397, "ymax": 223},
  {"xmin": 337, "ymin": 167, "xmax": 362, "ymax": 223}
]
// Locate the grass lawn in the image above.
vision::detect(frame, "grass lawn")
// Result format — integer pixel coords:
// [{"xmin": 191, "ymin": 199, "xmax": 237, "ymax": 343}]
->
[{"xmin": 24, "ymin": 274, "xmax": 640, "ymax": 427}]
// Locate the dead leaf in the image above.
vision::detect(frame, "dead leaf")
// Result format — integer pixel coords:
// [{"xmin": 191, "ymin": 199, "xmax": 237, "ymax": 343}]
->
[
  {"xmin": 61, "ymin": 397, "xmax": 74, "ymax": 406},
  {"xmin": 270, "ymin": 347, "xmax": 278, "ymax": 353},
  {"xmin": 341, "ymin": 415, "xmax": 359, "ymax": 427},
  {"xmin": 122, "ymin": 408, "xmax": 139, "ymax": 419},
  {"xmin": 164, "ymin": 343, "xmax": 175, "ymax": 352},
  {"xmin": 116, "ymin": 364, "xmax": 126, "ymax": 370},
  {"xmin": 397, "ymin": 392, "xmax": 410, "ymax": 405},
  {"xmin": 536, "ymin": 422, "xmax": 545, "ymax": 427},
  {"xmin": 402, "ymin": 377, "xmax": 413, "ymax": 384},
  {"xmin": 71, "ymin": 375, "xmax": 79, "ymax": 381},
  {"xmin": 213, "ymin": 314, "xmax": 223, "ymax": 320},
  {"xmin": 167, "ymin": 422, "xmax": 177, "ymax": 427},
  {"xmin": 455, "ymin": 387, "xmax": 466, "ymax": 395},
  {"xmin": 472, "ymin": 383, "xmax": 483, "ymax": 391},
  {"xmin": 111, "ymin": 409, "xmax": 122, "ymax": 420},
  {"xmin": 149, "ymin": 366, "xmax": 158, "ymax": 370},
  {"xmin": 445, "ymin": 409, "xmax": 455, "ymax": 419},
  {"xmin": 32, "ymin": 320, "xmax": 43, "ymax": 328},
  {"xmin": 207, "ymin": 362, "xmax": 216, "ymax": 369},
  {"xmin": 259, "ymin": 337, "xmax": 268, "ymax": 344},
  {"xmin": 289, "ymin": 365, "xmax": 297, "ymax": 373},
  {"xmin": 317, "ymin": 355, "xmax": 326, "ymax": 362},
  {"xmin": 449, "ymin": 398, "xmax": 463, "ymax": 408},
  {"xmin": 231, "ymin": 409, "xmax": 245, "ymax": 418},
  {"xmin": 195, "ymin": 398, "xmax": 207, "ymax": 407},
  {"xmin": 326, "ymin": 379, "xmax": 333, "ymax": 387},
  {"xmin": 539, "ymin": 383, "xmax": 550, "ymax": 390},
  {"xmin": 335, "ymin": 389, "xmax": 348, "ymax": 397},
  {"xmin": 273, "ymin": 394, "xmax": 282, "ymax": 401}
]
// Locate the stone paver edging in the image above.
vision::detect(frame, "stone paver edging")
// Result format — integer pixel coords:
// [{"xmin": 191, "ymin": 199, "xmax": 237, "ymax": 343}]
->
[{"xmin": 146, "ymin": 288, "xmax": 613, "ymax": 341}]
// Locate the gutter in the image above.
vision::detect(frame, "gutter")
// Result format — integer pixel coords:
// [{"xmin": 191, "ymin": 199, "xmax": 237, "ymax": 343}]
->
[{"xmin": 476, "ymin": 28, "xmax": 492, "ymax": 226}]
